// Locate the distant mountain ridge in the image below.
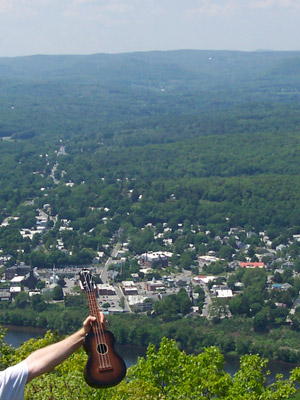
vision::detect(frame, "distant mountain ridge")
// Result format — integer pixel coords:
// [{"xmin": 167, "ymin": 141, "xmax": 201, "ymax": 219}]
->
[{"xmin": 1, "ymin": 50, "xmax": 300, "ymax": 90}]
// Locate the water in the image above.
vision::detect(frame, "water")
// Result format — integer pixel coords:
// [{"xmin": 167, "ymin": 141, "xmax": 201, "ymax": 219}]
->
[
  {"xmin": 3, "ymin": 326, "xmax": 46, "ymax": 348},
  {"xmin": 224, "ymin": 354, "xmax": 298, "ymax": 384},
  {"xmin": 3, "ymin": 327, "xmax": 299, "ymax": 377},
  {"xmin": 3, "ymin": 326, "xmax": 146, "ymax": 368}
]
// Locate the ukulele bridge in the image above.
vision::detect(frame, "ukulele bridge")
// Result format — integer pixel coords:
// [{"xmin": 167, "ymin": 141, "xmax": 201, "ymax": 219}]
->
[{"xmin": 99, "ymin": 365, "xmax": 113, "ymax": 372}]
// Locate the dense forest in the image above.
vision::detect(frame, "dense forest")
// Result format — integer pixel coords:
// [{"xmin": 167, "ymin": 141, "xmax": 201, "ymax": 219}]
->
[{"xmin": 1, "ymin": 50, "xmax": 300, "ymax": 264}]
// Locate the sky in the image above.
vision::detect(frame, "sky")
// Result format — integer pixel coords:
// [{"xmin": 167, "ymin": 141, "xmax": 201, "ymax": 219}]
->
[{"xmin": 0, "ymin": 0, "xmax": 299, "ymax": 57}]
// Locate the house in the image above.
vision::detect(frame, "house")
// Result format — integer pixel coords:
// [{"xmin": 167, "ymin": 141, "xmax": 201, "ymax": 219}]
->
[
  {"xmin": 276, "ymin": 244, "xmax": 287, "ymax": 252},
  {"xmin": 193, "ymin": 275, "xmax": 216, "ymax": 284},
  {"xmin": 229, "ymin": 227, "xmax": 243, "ymax": 235},
  {"xmin": 97, "ymin": 251, "xmax": 105, "ymax": 261},
  {"xmin": 176, "ymin": 279, "xmax": 188, "ymax": 288},
  {"xmin": 163, "ymin": 238, "xmax": 173, "ymax": 246},
  {"xmin": 20, "ymin": 228, "xmax": 45, "ymax": 240},
  {"xmin": 28, "ymin": 290, "xmax": 41, "ymax": 297},
  {"xmin": 282, "ymin": 262, "xmax": 294, "ymax": 270},
  {"xmin": 5, "ymin": 264, "xmax": 32, "ymax": 280},
  {"xmin": 275, "ymin": 302, "xmax": 287, "ymax": 308},
  {"xmin": 57, "ymin": 239, "xmax": 64, "ymax": 250},
  {"xmin": 122, "ymin": 281, "xmax": 138, "ymax": 295},
  {"xmin": 107, "ymin": 308, "xmax": 125, "ymax": 314},
  {"xmin": 139, "ymin": 252, "xmax": 172, "ymax": 268},
  {"xmin": 127, "ymin": 295, "xmax": 153, "ymax": 312},
  {"xmin": 10, "ymin": 286, "xmax": 22, "ymax": 298},
  {"xmin": 43, "ymin": 204, "xmax": 51, "ymax": 211},
  {"xmin": 36, "ymin": 212, "xmax": 48, "ymax": 228},
  {"xmin": 146, "ymin": 278, "xmax": 165, "ymax": 292},
  {"xmin": 191, "ymin": 306, "xmax": 200, "ymax": 314},
  {"xmin": 239, "ymin": 262, "xmax": 265, "ymax": 269},
  {"xmin": 211, "ymin": 285, "xmax": 233, "ymax": 298},
  {"xmin": 0, "ymin": 217, "xmax": 19, "ymax": 227},
  {"xmin": 247, "ymin": 231, "xmax": 256, "ymax": 238},
  {"xmin": 116, "ymin": 250, "xmax": 127, "ymax": 258},
  {"xmin": 198, "ymin": 255, "xmax": 219, "ymax": 265},
  {"xmin": 0, "ymin": 290, "xmax": 10, "ymax": 301},
  {"xmin": 107, "ymin": 270, "xmax": 119, "ymax": 280},
  {"xmin": 228, "ymin": 261, "xmax": 240, "ymax": 270},
  {"xmin": 97, "ymin": 284, "xmax": 116, "ymax": 296},
  {"xmin": 139, "ymin": 268, "xmax": 154, "ymax": 275},
  {"xmin": 234, "ymin": 282, "xmax": 244, "ymax": 290},
  {"xmin": 163, "ymin": 277, "xmax": 175, "ymax": 287},
  {"xmin": 24, "ymin": 270, "xmax": 39, "ymax": 289},
  {"xmin": 10, "ymin": 276, "xmax": 25, "ymax": 287},
  {"xmin": 131, "ymin": 273, "xmax": 139, "ymax": 282},
  {"xmin": 272, "ymin": 283, "xmax": 292, "ymax": 291},
  {"xmin": 293, "ymin": 234, "xmax": 300, "ymax": 242},
  {"xmin": 293, "ymin": 297, "xmax": 300, "ymax": 308},
  {"xmin": 109, "ymin": 259, "xmax": 126, "ymax": 269},
  {"xmin": 280, "ymin": 282, "xmax": 292, "ymax": 291}
]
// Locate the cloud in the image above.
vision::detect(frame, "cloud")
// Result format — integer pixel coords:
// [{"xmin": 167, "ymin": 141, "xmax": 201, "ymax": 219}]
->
[
  {"xmin": 250, "ymin": 0, "xmax": 295, "ymax": 8},
  {"xmin": 71, "ymin": 0, "xmax": 132, "ymax": 12},
  {"xmin": 188, "ymin": 0, "xmax": 298, "ymax": 16},
  {"xmin": 62, "ymin": 0, "xmax": 136, "ymax": 25},
  {"xmin": 187, "ymin": 0, "xmax": 239, "ymax": 16},
  {"xmin": 0, "ymin": 0, "xmax": 17, "ymax": 13},
  {"xmin": 0, "ymin": 0, "xmax": 60, "ymax": 16},
  {"xmin": 0, "ymin": 0, "xmax": 299, "ymax": 18}
]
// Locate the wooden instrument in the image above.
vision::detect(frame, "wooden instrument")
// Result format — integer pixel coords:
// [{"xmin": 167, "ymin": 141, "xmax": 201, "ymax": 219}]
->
[{"xmin": 79, "ymin": 269, "xmax": 127, "ymax": 388}]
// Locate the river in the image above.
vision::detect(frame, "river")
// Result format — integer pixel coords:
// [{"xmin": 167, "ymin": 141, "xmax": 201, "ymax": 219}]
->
[
  {"xmin": 3, "ymin": 327, "xmax": 299, "ymax": 381},
  {"xmin": 3, "ymin": 326, "xmax": 146, "ymax": 368}
]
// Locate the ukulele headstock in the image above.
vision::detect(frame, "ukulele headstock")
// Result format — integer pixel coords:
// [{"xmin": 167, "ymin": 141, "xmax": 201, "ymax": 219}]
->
[{"xmin": 79, "ymin": 269, "xmax": 95, "ymax": 292}]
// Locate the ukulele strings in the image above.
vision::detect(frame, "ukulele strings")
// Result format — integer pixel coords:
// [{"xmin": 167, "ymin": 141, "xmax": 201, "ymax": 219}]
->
[
  {"xmin": 92, "ymin": 292, "xmax": 112, "ymax": 369},
  {"xmin": 85, "ymin": 273, "xmax": 108, "ymax": 369},
  {"xmin": 88, "ymin": 289, "xmax": 111, "ymax": 369},
  {"xmin": 84, "ymin": 273, "xmax": 102, "ymax": 368},
  {"xmin": 84, "ymin": 272, "xmax": 112, "ymax": 369}
]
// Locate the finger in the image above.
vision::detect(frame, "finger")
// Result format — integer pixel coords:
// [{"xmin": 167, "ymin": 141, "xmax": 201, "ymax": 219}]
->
[
  {"xmin": 84, "ymin": 315, "xmax": 96, "ymax": 326},
  {"xmin": 99, "ymin": 311, "xmax": 105, "ymax": 324},
  {"xmin": 99, "ymin": 311, "xmax": 108, "ymax": 326}
]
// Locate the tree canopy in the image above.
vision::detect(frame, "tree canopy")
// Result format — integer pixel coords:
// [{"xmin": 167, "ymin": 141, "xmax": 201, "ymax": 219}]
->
[{"xmin": 1, "ymin": 330, "xmax": 300, "ymax": 399}]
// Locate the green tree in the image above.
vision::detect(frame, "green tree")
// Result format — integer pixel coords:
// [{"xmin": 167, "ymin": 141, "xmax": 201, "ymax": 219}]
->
[
  {"xmin": 120, "ymin": 337, "xmax": 300, "ymax": 400},
  {"xmin": 52, "ymin": 285, "xmax": 64, "ymax": 301},
  {"xmin": 0, "ymin": 329, "xmax": 300, "ymax": 399},
  {"xmin": 253, "ymin": 309, "xmax": 269, "ymax": 332},
  {"xmin": 30, "ymin": 295, "xmax": 47, "ymax": 312},
  {"xmin": 14, "ymin": 292, "xmax": 29, "ymax": 309},
  {"xmin": 119, "ymin": 296, "xmax": 125, "ymax": 310}
]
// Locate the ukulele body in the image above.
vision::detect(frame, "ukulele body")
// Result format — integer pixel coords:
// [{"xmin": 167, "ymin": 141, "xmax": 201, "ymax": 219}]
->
[{"xmin": 84, "ymin": 329, "xmax": 127, "ymax": 388}]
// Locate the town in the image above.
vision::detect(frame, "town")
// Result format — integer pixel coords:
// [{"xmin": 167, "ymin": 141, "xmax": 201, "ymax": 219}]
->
[{"xmin": 1, "ymin": 201, "xmax": 300, "ymax": 330}]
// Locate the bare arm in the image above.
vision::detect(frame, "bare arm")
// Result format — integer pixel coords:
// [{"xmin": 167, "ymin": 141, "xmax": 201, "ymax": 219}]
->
[{"xmin": 25, "ymin": 315, "xmax": 101, "ymax": 382}]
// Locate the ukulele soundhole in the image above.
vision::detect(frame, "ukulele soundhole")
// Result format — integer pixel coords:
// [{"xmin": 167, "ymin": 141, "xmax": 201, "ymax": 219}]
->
[{"xmin": 97, "ymin": 343, "xmax": 108, "ymax": 355}]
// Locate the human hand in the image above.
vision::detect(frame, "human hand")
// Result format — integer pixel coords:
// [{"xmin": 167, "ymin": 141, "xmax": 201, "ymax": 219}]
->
[
  {"xmin": 82, "ymin": 312, "xmax": 107, "ymax": 335},
  {"xmin": 83, "ymin": 315, "xmax": 96, "ymax": 335}
]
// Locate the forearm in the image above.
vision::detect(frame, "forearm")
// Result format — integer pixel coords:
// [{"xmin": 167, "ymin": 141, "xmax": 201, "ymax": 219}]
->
[{"xmin": 25, "ymin": 327, "xmax": 86, "ymax": 382}]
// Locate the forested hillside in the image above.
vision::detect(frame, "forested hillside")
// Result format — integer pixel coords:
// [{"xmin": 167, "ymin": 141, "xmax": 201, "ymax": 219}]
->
[{"xmin": 1, "ymin": 50, "xmax": 300, "ymax": 261}]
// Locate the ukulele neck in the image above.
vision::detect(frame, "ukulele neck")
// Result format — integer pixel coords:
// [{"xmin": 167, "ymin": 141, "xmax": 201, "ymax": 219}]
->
[{"xmin": 86, "ymin": 290, "xmax": 103, "ymax": 329}]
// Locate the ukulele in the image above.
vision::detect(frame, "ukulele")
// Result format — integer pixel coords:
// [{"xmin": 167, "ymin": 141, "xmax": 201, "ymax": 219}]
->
[{"xmin": 79, "ymin": 269, "xmax": 127, "ymax": 388}]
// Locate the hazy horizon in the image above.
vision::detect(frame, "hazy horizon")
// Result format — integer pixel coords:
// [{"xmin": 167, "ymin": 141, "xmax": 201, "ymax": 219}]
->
[
  {"xmin": 0, "ymin": 0, "xmax": 299, "ymax": 58},
  {"xmin": 2, "ymin": 48, "xmax": 300, "ymax": 60}
]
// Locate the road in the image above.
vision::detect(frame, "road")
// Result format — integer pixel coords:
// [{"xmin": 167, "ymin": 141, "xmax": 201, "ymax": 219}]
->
[
  {"xmin": 100, "ymin": 242, "xmax": 121, "ymax": 284},
  {"xmin": 50, "ymin": 162, "xmax": 59, "ymax": 184},
  {"xmin": 114, "ymin": 285, "xmax": 131, "ymax": 313},
  {"xmin": 100, "ymin": 242, "xmax": 132, "ymax": 312},
  {"xmin": 201, "ymin": 282, "xmax": 212, "ymax": 319}
]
